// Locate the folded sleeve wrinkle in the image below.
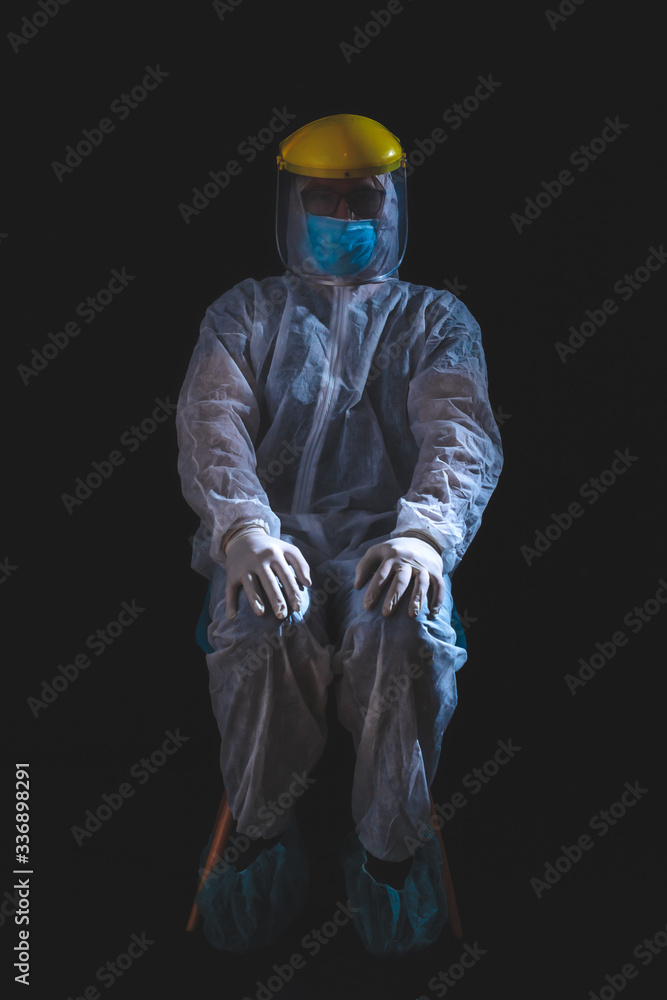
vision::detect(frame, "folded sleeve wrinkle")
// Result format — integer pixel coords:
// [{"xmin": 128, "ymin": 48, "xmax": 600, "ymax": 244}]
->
[
  {"xmin": 392, "ymin": 296, "xmax": 503, "ymax": 573},
  {"xmin": 176, "ymin": 284, "xmax": 282, "ymax": 573}
]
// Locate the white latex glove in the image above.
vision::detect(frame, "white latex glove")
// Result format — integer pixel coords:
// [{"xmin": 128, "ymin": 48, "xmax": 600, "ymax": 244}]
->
[
  {"xmin": 354, "ymin": 536, "xmax": 446, "ymax": 618},
  {"xmin": 224, "ymin": 528, "xmax": 312, "ymax": 620}
]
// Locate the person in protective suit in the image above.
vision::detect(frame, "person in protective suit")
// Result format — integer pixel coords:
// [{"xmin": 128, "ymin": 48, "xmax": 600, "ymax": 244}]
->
[{"xmin": 176, "ymin": 114, "xmax": 503, "ymax": 957}]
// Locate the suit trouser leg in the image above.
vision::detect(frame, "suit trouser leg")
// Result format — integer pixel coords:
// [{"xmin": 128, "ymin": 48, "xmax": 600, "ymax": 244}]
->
[
  {"xmin": 328, "ymin": 548, "xmax": 467, "ymax": 863},
  {"xmin": 205, "ymin": 559, "xmax": 333, "ymax": 839}
]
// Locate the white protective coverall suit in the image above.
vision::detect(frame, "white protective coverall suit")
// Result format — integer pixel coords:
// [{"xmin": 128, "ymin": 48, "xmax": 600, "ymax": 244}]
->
[{"xmin": 176, "ymin": 154, "xmax": 503, "ymax": 864}]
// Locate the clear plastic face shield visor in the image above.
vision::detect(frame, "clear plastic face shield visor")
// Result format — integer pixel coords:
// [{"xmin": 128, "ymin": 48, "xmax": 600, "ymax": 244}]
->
[{"xmin": 275, "ymin": 163, "xmax": 408, "ymax": 286}]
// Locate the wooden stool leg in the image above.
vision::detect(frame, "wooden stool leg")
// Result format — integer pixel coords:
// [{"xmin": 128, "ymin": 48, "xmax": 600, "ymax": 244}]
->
[
  {"xmin": 429, "ymin": 791, "xmax": 463, "ymax": 939},
  {"xmin": 186, "ymin": 790, "xmax": 234, "ymax": 932}
]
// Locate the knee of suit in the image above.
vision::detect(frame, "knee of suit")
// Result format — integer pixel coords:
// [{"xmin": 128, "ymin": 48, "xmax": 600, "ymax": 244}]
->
[
  {"xmin": 207, "ymin": 596, "xmax": 305, "ymax": 651},
  {"xmin": 345, "ymin": 603, "xmax": 450, "ymax": 662},
  {"xmin": 339, "ymin": 613, "xmax": 465, "ymax": 724},
  {"xmin": 208, "ymin": 624, "xmax": 307, "ymax": 690}
]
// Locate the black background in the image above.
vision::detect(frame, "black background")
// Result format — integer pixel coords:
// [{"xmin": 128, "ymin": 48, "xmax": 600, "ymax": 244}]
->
[{"xmin": 3, "ymin": 1, "xmax": 666, "ymax": 997}]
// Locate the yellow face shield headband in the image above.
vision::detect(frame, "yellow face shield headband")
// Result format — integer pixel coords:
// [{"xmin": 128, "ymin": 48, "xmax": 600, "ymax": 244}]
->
[{"xmin": 277, "ymin": 114, "xmax": 406, "ymax": 179}]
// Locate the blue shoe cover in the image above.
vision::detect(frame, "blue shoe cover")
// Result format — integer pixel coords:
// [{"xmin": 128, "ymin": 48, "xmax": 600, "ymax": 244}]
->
[
  {"xmin": 340, "ymin": 829, "xmax": 448, "ymax": 958},
  {"xmin": 195, "ymin": 820, "xmax": 309, "ymax": 952}
]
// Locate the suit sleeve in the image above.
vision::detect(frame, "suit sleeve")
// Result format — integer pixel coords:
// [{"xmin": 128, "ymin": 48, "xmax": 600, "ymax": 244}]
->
[
  {"xmin": 176, "ymin": 285, "xmax": 281, "ymax": 570},
  {"xmin": 391, "ymin": 295, "xmax": 503, "ymax": 574}
]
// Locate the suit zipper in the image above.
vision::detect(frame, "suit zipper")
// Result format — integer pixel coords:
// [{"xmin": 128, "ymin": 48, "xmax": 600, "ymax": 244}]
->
[{"xmin": 291, "ymin": 284, "xmax": 351, "ymax": 513}]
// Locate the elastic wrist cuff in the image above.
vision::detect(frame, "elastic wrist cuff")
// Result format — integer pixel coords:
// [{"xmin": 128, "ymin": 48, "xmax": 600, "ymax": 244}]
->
[
  {"xmin": 395, "ymin": 529, "xmax": 443, "ymax": 555},
  {"xmin": 223, "ymin": 522, "xmax": 269, "ymax": 555}
]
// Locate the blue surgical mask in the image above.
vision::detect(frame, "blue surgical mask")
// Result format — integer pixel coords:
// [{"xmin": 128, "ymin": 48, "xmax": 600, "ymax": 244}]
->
[{"xmin": 306, "ymin": 215, "xmax": 378, "ymax": 276}]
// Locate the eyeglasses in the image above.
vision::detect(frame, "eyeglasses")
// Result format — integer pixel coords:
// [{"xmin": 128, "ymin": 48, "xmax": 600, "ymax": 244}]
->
[{"xmin": 301, "ymin": 186, "xmax": 385, "ymax": 219}]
